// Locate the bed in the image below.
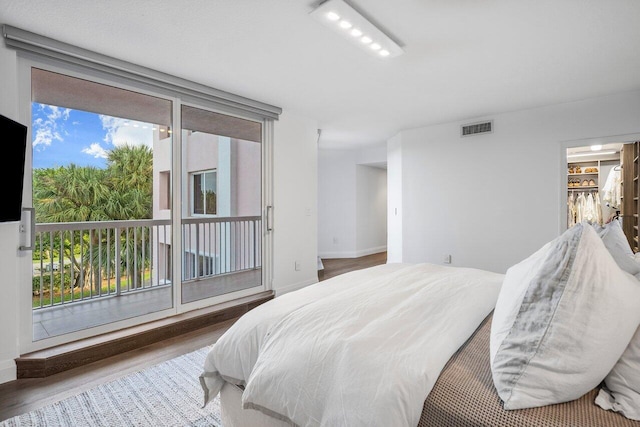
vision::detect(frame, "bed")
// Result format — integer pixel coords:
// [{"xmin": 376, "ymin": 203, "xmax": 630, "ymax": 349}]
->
[{"xmin": 200, "ymin": 221, "xmax": 640, "ymax": 427}]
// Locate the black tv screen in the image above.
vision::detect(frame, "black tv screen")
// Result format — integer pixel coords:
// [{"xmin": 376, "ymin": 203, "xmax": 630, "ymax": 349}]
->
[{"xmin": 0, "ymin": 115, "xmax": 27, "ymax": 222}]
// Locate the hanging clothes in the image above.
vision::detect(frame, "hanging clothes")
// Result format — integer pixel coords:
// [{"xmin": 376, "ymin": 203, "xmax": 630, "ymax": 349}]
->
[
  {"xmin": 568, "ymin": 191, "xmax": 601, "ymax": 227},
  {"xmin": 568, "ymin": 192, "xmax": 577, "ymax": 228},
  {"xmin": 585, "ymin": 193, "xmax": 596, "ymax": 223},
  {"xmin": 602, "ymin": 166, "xmax": 622, "ymax": 208},
  {"xmin": 576, "ymin": 192, "xmax": 586, "ymax": 224}
]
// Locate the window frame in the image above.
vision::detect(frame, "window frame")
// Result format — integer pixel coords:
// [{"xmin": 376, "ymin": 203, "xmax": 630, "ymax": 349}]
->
[
  {"xmin": 11, "ymin": 31, "xmax": 276, "ymax": 354},
  {"xmin": 191, "ymin": 169, "xmax": 217, "ymax": 216}
]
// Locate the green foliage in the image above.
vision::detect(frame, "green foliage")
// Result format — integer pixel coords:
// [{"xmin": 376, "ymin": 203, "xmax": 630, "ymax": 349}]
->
[
  {"xmin": 33, "ymin": 144, "xmax": 153, "ymax": 223},
  {"xmin": 32, "ymin": 144, "xmax": 155, "ymax": 300}
]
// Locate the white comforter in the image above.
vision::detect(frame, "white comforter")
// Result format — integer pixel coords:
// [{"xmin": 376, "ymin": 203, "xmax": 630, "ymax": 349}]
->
[{"xmin": 200, "ymin": 263, "xmax": 504, "ymax": 427}]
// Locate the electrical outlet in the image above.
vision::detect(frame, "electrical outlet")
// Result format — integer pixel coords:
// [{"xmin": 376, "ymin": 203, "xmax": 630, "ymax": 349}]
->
[
  {"xmin": 295, "ymin": 261, "xmax": 301, "ymax": 271},
  {"xmin": 443, "ymin": 254, "xmax": 452, "ymax": 264}
]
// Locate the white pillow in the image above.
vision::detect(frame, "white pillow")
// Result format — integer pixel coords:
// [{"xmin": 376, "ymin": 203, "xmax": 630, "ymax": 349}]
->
[
  {"xmin": 595, "ymin": 325, "xmax": 640, "ymax": 420},
  {"xmin": 490, "ymin": 222, "xmax": 640, "ymax": 410},
  {"xmin": 599, "ymin": 219, "xmax": 640, "ymax": 275}
]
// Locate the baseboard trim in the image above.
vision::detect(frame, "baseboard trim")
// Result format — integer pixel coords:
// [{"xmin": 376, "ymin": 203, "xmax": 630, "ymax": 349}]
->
[
  {"xmin": 319, "ymin": 246, "xmax": 387, "ymax": 259},
  {"xmin": 355, "ymin": 246, "xmax": 387, "ymax": 258},
  {"xmin": 274, "ymin": 278, "xmax": 318, "ymax": 297},
  {"xmin": 0, "ymin": 360, "xmax": 16, "ymax": 384},
  {"xmin": 16, "ymin": 291, "xmax": 274, "ymax": 379}
]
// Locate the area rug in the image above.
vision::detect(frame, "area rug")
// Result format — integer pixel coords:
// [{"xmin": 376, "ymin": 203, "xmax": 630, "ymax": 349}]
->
[{"xmin": 1, "ymin": 347, "xmax": 223, "ymax": 427}]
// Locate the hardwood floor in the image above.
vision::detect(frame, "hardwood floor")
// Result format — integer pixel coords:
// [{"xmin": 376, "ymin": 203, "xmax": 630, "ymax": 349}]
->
[
  {"xmin": 0, "ymin": 252, "xmax": 386, "ymax": 422},
  {"xmin": 319, "ymin": 251, "xmax": 387, "ymax": 281}
]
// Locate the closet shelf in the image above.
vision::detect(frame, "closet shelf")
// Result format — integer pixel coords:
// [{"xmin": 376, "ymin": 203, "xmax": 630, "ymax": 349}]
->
[
  {"xmin": 567, "ymin": 173, "xmax": 598, "ymax": 176},
  {"xmin": 567, "ymin": 186, "xmax": 598, "ymax": 190}
]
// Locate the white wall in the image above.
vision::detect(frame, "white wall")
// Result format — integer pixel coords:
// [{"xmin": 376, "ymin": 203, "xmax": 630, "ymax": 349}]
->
[
  {"xmin": 317, "ymin": 149, "xmax": 357, "ymax": 257},
  {"xmin": 390, "ymin": 89, "xmax": 640, "ymax": 273},
  {"xmin": 317, "ymin": 146, "xmax": 387, "ymax": 258},
  {"xmin": 356, "ymin": 165, "xmax": 387, "ymax": 255},
  {"xmin": 272, "ymin": 111, "xmax": 319, "ymax": 295},
  {"xmin": 0, "ymin": 42, "xmax": 20, "ymax": 384},
  {"xmin": 387, "ymin": 134, "xmax": 403, "ymax": 263}
]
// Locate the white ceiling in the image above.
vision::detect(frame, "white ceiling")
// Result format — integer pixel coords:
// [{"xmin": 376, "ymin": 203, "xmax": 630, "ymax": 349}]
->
[{"xmin": 2, "ymin": 0, "xmax": 640, "ymax": 149}]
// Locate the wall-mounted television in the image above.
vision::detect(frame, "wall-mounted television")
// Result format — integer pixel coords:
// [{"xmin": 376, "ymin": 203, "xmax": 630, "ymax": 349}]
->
[{"xmin": 0, "ymin": 115, "xmax": 27, "ymax": 222}]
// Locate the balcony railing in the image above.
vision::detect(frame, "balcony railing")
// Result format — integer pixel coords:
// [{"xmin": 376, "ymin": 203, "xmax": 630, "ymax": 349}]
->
[
  {"xmin": 32, "ymin": 216, "xmax": 262, "ymax": 310},
  {"xmin": 181, "ymin": 216, "xmax": 262, "ymax": 281}
]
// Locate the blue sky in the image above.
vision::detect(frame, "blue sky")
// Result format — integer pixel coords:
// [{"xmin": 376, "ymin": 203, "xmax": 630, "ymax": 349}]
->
[{"xmin": 31, "ymin": 103, "xmax": 156, "ymax": 169}]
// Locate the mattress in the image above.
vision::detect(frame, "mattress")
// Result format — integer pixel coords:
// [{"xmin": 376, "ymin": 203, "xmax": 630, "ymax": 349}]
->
[{"xmin": 418, "ymin": 313, "xmax": 640, "ymax": 427}]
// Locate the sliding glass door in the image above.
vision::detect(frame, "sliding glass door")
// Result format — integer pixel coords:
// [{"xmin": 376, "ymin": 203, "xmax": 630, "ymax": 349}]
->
[
  {"xmin": 19, "ymin": 62, "xmax": 271, "ymax": 353},
  {"xmin": 27, "ymin": 68, "xmax": 174, "ymax": 344},
  {"xmin": 180, "ymin": 105, "xmax": 263, "ymax": 304}
]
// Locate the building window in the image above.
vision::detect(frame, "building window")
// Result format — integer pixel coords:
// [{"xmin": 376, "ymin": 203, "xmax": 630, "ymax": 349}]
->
[{"xmin": 192, "ymin": 170, "xmax": 217, "ymax": 215}]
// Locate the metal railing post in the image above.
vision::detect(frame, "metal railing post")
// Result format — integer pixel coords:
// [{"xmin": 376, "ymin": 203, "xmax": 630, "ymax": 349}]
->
[
  {"xmin": 253, "ymin": 220, "xmax": 257, "ymax": 269},
  {"xmin": 115, "ymin": 227, "xmax": 121, "ymax": 296}
]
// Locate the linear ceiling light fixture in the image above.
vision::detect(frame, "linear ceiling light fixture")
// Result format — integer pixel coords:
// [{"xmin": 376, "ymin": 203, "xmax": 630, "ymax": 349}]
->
[{"xmin": 310, "ymin": 0, "xmax": 404, "ymax": 58}]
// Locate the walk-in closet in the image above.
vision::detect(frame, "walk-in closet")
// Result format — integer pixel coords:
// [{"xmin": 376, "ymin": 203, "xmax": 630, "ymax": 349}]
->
[{"xmin": 567, "ymin": 142, "xmax": 640, "ymax": 251}]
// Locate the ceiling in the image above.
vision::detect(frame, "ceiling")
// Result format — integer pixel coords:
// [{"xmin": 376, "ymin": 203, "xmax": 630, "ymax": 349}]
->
[
  {"xmin": 567, "ymin": 143, "xmax": 623, "ymax": 163},
  {"xmin": 2, "ymin": 0, "xmax": 640, "ymax": 149}
]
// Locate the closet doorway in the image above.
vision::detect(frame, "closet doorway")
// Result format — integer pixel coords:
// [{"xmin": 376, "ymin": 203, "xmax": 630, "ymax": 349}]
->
[
  {"xmin": 566, "ymin": 143, "xmax": 622, "ymax": 228},
  {"xmin": 566, "ymin": 142, "xmax": 638, "ymax": 249}
]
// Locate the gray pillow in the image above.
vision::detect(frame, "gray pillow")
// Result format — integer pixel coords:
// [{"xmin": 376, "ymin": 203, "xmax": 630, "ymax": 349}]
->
[
  {"xmin": 490, "ymin": 223, "xmax": 640, "ymax": 410},
  {"xmin": 596, "ymin": 325, "xmax": 640, "ymax": 420},
  {"xmin": 599, "ymin": 219, "xmax": 640, "ymax": 275}
]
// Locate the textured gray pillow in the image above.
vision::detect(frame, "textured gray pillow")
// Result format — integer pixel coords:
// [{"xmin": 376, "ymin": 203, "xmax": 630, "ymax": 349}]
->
[
  {"xmin": 595, "ymin": 325, "xmax": 640, "ymax": 420},
  {"xmin": 490, "ymin": 223, "xmax": 640, "ymax": 410},
  {"xmin": 599, "ymin": 219, "xmax": 640, "ymax": 275}
]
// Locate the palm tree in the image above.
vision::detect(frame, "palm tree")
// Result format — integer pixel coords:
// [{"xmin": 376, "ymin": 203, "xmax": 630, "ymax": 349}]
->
[
  {"xmin": 34, "ymin": 165, "xmax": 110, "ymax": 222},
  {"xmin": 33, "ymin": 144, "xmax": 154, "ymax": 295},
  {"xmin": 34, "ymin": 165, "xmax": 111, "ymax": 293},
  {"xmin": 105, "ymin": 144, "xmax": 153, "ymax": 220},
  {"xmin": 105, "ymin": 144, "xmax": 154, "ymax": 288}
]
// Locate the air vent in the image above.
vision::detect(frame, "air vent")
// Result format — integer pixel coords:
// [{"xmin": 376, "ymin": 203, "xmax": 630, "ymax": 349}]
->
[{"xmin": 461, "ymin": 120, "xmax": 493, "ymax": 137}]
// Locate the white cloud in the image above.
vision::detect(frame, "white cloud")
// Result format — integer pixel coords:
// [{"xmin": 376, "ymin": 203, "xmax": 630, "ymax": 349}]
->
[
  {"xmin": 99, "ymin": 115, "xmax": 154, "ymax": 148},
  {"xmin": 32, "ymin": 104, "xmax": 70, "ymax": 148},
  {"xmin": 33, "ymin": 123, "xmax": 64, "ymax": 148},
  {"xmin": 82, "ymin": 143, "xmax": 109, "ymax": 159},
  {"xmin": 46, "ymin": 106, "xmax": 70, "ymax": 121}
]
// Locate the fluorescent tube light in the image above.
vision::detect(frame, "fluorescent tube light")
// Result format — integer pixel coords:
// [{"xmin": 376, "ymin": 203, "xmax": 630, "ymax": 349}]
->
[
  {"xmin": 310, "ymin": 0, "xmax": 404, "ymax": 58},
  {"xmin": 567, "ymin": 150, "xmax": 616, "ymax": 158}
]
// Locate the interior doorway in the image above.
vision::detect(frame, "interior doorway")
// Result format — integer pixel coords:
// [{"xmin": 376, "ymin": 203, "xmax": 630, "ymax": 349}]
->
[
  {"xmin": 565, "ymin": 141, "xmax": 639, "ymax": 250},
  {"xmin": 566, "ymin": 143, "xmax": 622, "ymax": 228}
]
